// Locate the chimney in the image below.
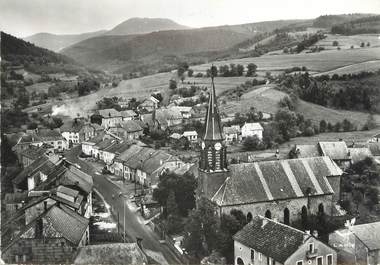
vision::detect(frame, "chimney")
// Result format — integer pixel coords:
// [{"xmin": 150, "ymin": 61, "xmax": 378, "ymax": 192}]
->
[
  {"xmin": 303, "ymin": 231, "xmax": 310, "ymax": 242},
  {"xmin": 312, "ymin": 230, "xmax": 318, "ymax": 238}
]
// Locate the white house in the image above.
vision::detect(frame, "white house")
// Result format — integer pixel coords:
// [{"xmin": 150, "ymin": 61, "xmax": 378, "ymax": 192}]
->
[
  {"xmin": 241, "ymin": 122, "xmax": 263, "ymax": 140},
  {"xmin": 183, "ymin": 131, "xmax": 198, "ymax": 142},
  {"xmin": 223, "ymin": 125, "xmax": 241, "ymax": 143}
]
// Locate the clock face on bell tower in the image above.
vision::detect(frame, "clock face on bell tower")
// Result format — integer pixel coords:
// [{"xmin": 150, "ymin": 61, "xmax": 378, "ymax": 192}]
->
[{"xmin": 199, "ymin": 74, "xmax": 228, "ymax": 173}]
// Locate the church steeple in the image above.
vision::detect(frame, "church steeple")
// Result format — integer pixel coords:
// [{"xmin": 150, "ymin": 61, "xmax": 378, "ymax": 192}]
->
[
  {"xmin": 199, "ymin": 70, "xmax": 228, "ymax": 173},
  {"xmin": 203, "ymin": 75, "xmax": 224, "ymax": 141}
]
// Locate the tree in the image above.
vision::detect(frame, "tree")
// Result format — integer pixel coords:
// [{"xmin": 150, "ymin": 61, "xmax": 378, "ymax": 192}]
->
[
  {"xmin": 188, "ymin": 69, "xmax": 194, "ymax": 77},
  {"xmin": 353, "ymin": 190, "xmax": 363, "ymax": 211},
  {"xmin": 332, "ymin": 41, "xmax": 339, "ymax": 46},
  {"xmin": 246, "ymin": 63, "xmax": 258, "ymax": 77},
  {"xmin": 274, "ymin": 109, "xmax": 298, "ymax": 141},
  {"xmin": 360, "ymin": 42, "xmax": 365, "ymax": 48},
  {"xmin": 367, "ymin": 42, "xmax": 371, "ymax": 47},
  {"xmin": 319, "ymin": 120, "xmax": 327, "ymax": 133},
  {"xmin": 183, "ymin": 198, "xmax": 219, "ymax": 256},
  {"xmin": 237, "ymin": 64, "xmax": 244, "ymax": 76},
  {"xmin": 243, "ymin": 135, "xmax": 261, "ymax": 151},
  {"xmin": 166, "ymin": 190, "xmax": 179, "ymax": 216},
  {"xmin": 342, "ymin": 119, "xmax": 353, "ymax": 132},
  {"xmin": 169, "ymin": 79, "xmax": 177, "ymax": 90},
  {"xmin": 210, "ymin": 65, "xmax": 218, "ymax": 77},
  {"xmin": 367, "ymin": 188, "xmax": 379, "ymax": 210}
]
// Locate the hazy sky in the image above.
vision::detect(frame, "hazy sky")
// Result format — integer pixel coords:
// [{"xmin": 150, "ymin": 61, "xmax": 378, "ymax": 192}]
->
[{"xmin": 1, "ymin": 0, "xmax": 380, "ymax": 37}]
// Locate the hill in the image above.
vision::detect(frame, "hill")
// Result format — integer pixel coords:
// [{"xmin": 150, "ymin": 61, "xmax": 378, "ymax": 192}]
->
[
  {"xmin": 331, "ymin": 15, "xmax": 380, "ymax": 35},
  {"xmin": 105, "ymin": 17, "xmax": 189, "ymax": 35},
  {"xmin": 1, "ymin": 31, "xmax": 76, "ymax": 66},
  {"xmin": 23, "ymin": 30, "xmax": 107, "ymax": 52},
  {"xmin": 61, "ymin": 28, "xmax": 252, "ymax": 73},
  {"xmin": 312, "ymin": 14, "xmax": 376, "ymax": 28}
]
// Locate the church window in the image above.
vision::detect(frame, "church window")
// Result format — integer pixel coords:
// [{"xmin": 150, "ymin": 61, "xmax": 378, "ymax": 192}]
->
[
  {"xmin": 250, "ymin": 249, "xmax": 255, "ymax": 262},
  {"xmin": 247, "ymin": 212, "xmax": 253, "ymax": 223},
  {"xmin": 265, "ymin": 210, "xmax": 272, "ymax": 219},
  {"xmin": 327, "ymin": 254, "xmax": 333, "ymax": 265},
  {"xmin": 284, "ymin": 208, "xmax": 290, "ymax": 225},
  {"xmin": 297, "ymin": 261, "xmax": 303, "ymax": 265}
]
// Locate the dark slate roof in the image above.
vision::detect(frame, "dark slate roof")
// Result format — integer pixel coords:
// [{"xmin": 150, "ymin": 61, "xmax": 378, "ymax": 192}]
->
[
  {"xmin": 44, "ymin": 204, "xmax": 88, "ymax": 245},
  {"xmin": 211, "ymin": 157, "xmax": 341, "ymax": 206},
  {"xmin": 103, "ymin": 141, "xmax": 132, "ymax": 154},
  {"xmin": 233, "ymin": 216, "xmax": 308, "ymax": 263},
  {"xmin": 141, "ymin": 151, "xmax": 172, "ymax": 174},
  {"xmin": 98, "ymin": 108, "xmax": 122, "ymax": 118},
  {"xmin": 60, "ymin": 166, "xmax": 93, "ymax": 194},
  {"xmin": 116, "ymin": 145, "xmax": 145, "ymax": 162},
  {"xmin": 36, "ymin": 129, "xmax": 64, "ymax": 141},
  {"xmin": 319, "ymin": 141, "xmax": 350, "ymax": 160},
  {"xmin": 295, "ymin": 144, "xmax": 321, "ymax": 158},
  {"xmin": 19, "ymin": 145, "xmax": 48, "ymax": 159},
  {"xmin": 120, "ymin": 120, "xmax": 143, "ymax": 133},
  {"xmin": 13, "ymin": 155, "xmax": 58, "ymax": 185},
  {"xmin": 203, "ymin": 78, "xmax": 224, "ymax": 141},
  {"xmin": 120, "ymin": 110, "xmax": 137, "ymax": 118}
]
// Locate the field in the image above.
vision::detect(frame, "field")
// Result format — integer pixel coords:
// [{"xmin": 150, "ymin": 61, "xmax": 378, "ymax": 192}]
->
[
  {"xmin": 315, "ymin": 34, "xmax": 380, "ymax": 50},
  {"xmin": 25, "ymin": 82, "xmax": 53, "ymax": 93},
  {"xmin": 191, "ymin": 46, "xmax": 380, "ymax": 74},
  {"xmin": 314, "ymin": 60, "xmax": 380, "ymax": 76}
]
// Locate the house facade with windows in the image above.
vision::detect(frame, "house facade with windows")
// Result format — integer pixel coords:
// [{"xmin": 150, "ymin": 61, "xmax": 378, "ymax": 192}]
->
[
  {"xmin": 234, "ymin": 216, "xmax": 337, "ymax": 265},
  {"xmin": 241, "ymin": 122, "xmax": 264, "ymax": 140},
  {"xmin": 183, "ymin": 131, "xmax": 198, "ymax": 142},
  {"xmin": 329, "ymin": 221, "xmax": 380, "ymax": 265},
  {"xmin": 60, "ymin": 120, "xmax": 96, "ymax": 146}
]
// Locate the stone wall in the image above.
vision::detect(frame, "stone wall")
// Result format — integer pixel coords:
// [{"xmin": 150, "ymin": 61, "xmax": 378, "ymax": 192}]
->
[{"xmin": 220, "ymin": 195, "xmax": 334, "ymax": 224}]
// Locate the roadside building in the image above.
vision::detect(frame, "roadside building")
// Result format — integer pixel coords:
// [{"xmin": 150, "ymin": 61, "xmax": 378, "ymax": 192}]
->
[
  {"xmin": 120, "ymin": 109, "xmax": 138, "ymax": 121},
  {"xmin": 223, "ymin": 125, "xmax": 241, "ymax": 143},
  {"xmin": 183, "ymin": 131, "xmax": 198, "ymax": 142},
  {"xmin": 18, "ymin": 144, "xmax": 54, "ymax": 168},
  {"xmin": 94, "ymin": 108, "xmax": 123, "ymax": 128},
  {"xmin": 329, "ymin": 220, "xmax": 380, "ymax": 265},
  {"xmin": 241, "ymin": 122, "xmax": 264, "ymax": 140},
  {"xmin": 60, "ymin": 119, "xmax": 96, "ymax": 147},
  {"xmin": 2, "ymin": 204, "xmax": 89, "ymax": 264},
  {"xmin": 234, "ymin": 216, "xmax": 337, "ymax": 265},
  {"xmin": 170, "ymin": 106, "xmax": 193, "ymax": 119},
  {"xmin": 137, "ymin": 97, "xmax": 159, "ymax": 112}
]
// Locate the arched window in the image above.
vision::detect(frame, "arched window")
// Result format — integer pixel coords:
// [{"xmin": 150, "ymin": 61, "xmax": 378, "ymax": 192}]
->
[
  {"xmin": 284, "ymin": 208, "xmax": 290, "ymax": 225},
  {"xmin": 247, "ymin": 212, "xmax": 253, "ymax": 223},
  {"xmin": 301, "ymin": 206, "xmax": 308, "ymax": 228},
  {"xmin": 237, "ymin": 257, "xmax": 245, "ymax": 265},
  {"xmin": 265, "ymin": 210, "xmax": 272, "ymax": 219},
  {"xmin": 318, "ymin": 203, "xmax": 324, "ymax": 215}
]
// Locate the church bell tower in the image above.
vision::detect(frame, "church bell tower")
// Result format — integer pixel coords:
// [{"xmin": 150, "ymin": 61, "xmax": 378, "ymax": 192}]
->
[{"xmin": 199, "ymin": 72, "xmax": 228, "ymax": 172}]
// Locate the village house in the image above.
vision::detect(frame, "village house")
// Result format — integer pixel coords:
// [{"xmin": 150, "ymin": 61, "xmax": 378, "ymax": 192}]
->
[
  {"xmin": 36, "ymin": 129, "xmax": 68, "ymax": 151},
  {"xmin": 223, "ymin": 125, "xmax": 241, "ymax": 143},
  {"xmin": 293, "ymin": 141, "xmax": 351, "ymax": 169},
  {"xmin": 170, "ymin": 106, "xmax": 193, "ymax": 119},
  {"xmin": 2, "ymin": 204, "xmax": 89, "ymax": 264},
  {"xmin": 81, "ymin": 132, "xmax": 119, "ymax": 158},
  {"xmin": 120, "ymin": 109, "xmax": 138, "ymax": 121},
  {"xmin": 234, "ymin": 216, "xmax": 337, "ymax": 265},
  {"xmin": 99, "ymin": 140, "xmax": 131, "ymax": 165},
  {"xmin": 241, "ymin": 122, "xmax": 264, "ymax": 140},
  {"xmin": 12, "ymin": 134, "xmax": 44, "ymax": 158},
  {"xmin": 183, "ymin": 130, "xmax": 198, "ymax": 142},
  {"xmin": 368, "ymin": 133, "xmax": 380, "ymax": 143},
  {"xmin": 137, "ymin": 97, "xmax": 159, "ymax": 112},
  {"xmin": 18, "ymin": 144, "xmax": 54, "ymax": 168},
  {"xmin": 3, "ymin": 192, "xmax": 28, "ymax": 214},
  {"xmin": 109, "ymin": 120, "xmax": 144, "ymax": 140},
  {"xmin": 93, "ymin": 108, "xmax": 124, "ymax": 128},
  {"xmin": 329, "ymin": 220, "xmax": 380, "ymax": 265},
  {"xmin": 60, "ymin": 119, "xmax": 96, "ymax": 147}
]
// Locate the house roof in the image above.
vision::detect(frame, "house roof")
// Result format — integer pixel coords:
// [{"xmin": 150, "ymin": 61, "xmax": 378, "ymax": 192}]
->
[
  {"xmin": 74, "ymin": 243, "xmax": 147, "ymax": 265},
  {"xmin": 60, "ymin": 165, "xmax": 93, "ymax": 194},
  {"xmin": 37, "ymin": 129, "xmax": 64, "ymax": 141},
  {"xmin": 203, "ymin": 78, "xmax": 224, "ymax": 141},
  {"xmin": 60, "ymin": 120, "xmax": 92, "ymax": 133},
  {"xmin": 295, "ymin": 145, "xmax": 321, "ymax": 158},
  {"xmin": 141, "ymin": 151, "xmax": 172, "ymax": 174},
  {"xmin": 183, "ymin": 131, "xmax": 198, "ymax": 136},
  {"xmin": 233, "ymin": 216, "xmax": 309, "ymax": 263},
  {"xmin": 368, "ymin": 142, "xmax": 380, "ymax": 156},
  {"xmin": 18, "ymin": 145, "xmax": 49, "ymax": 159},
  {"xmin": 319, "ymin": 141, "xmax": 350, "ymax": 160},
  {"xmin": 116, "ymin": 145, "xmax": 145, "ymax": 162},
  {"xmin": 211, "ymin": 156, "xmax": 341, "ymax": 206},
  {"xmin": 351, "ymin": 222, "xmax": 380, "ymax": 251},
  {"xmin": 90, "ymin": 123, "xmax": 104, "ymax": 131},
  {"xmin": 98, "ymin": 108, "xmax": 121, "ymax": 118},
  {"xmin": 103, "ymin": 141, "xmax": 132, "ymax": 154},
  {"xmin": 348, "ymin": 147, "xmax": 373, "ymax": 164},
  {"xmin": 242, "ymin": 122, "xmax": 263, "ymax": 131},
  {"xmin": 170, "ymin": 133, "xmax": 182, "ymax": 139},
  {"xmin": 223, "ymin": 126, "xmax": 240, "ymax": 134},
  {"xmin": 125, "ymin": 148, "xmax": 158, "ymax": 169},
  {"xmin": 57, "ymin": 185, "xmax": 79, "ymax": 198},
  {"xmin": 120, "ymin": 120, "xmax": 143, "ymax": 133},
  {"xmin": 120, "ymin": 110, "xmax": 137, "ymax": 118},
  {"xmin": 44, "ymin": 204, "xmax": 88, "ymax": 245},
  {"xmin": 13, "ymin": 155, "xmax": 59, "ymax": 185},
  {"xmin": 4, "ymin": 191, "xmax": 28, "ymax": 204}
]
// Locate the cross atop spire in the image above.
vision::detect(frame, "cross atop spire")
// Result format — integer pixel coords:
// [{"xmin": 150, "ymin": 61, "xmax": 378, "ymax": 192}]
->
[{"xmin": 203, "ymin": 68, "xmax": 224, "ymax": 141}]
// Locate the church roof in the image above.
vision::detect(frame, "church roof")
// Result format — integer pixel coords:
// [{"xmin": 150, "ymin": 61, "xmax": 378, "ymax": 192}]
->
[
  {"xmin": 211, "ymin": 156, "xmax": 342, "ymax": 206},
  {"xmin": 203, "ymin": 77, "xmax": 224, "ymax": 141}
]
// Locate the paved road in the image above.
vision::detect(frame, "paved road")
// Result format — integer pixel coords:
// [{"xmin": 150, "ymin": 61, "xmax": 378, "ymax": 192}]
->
[{"xmin": 64, "ymin": 147, "xmax": 181, "ymax": 265}]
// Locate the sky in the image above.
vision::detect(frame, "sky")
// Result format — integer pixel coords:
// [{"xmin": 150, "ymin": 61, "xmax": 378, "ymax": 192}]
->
[{"xmin": 1, "ymin": 0, "xmax": 380, "ymax": 37}]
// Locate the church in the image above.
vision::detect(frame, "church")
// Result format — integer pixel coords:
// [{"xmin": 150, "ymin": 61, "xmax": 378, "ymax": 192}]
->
[{"xmin": 197, "ymin": 76, "xmax": 343, "ymax": 224}]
